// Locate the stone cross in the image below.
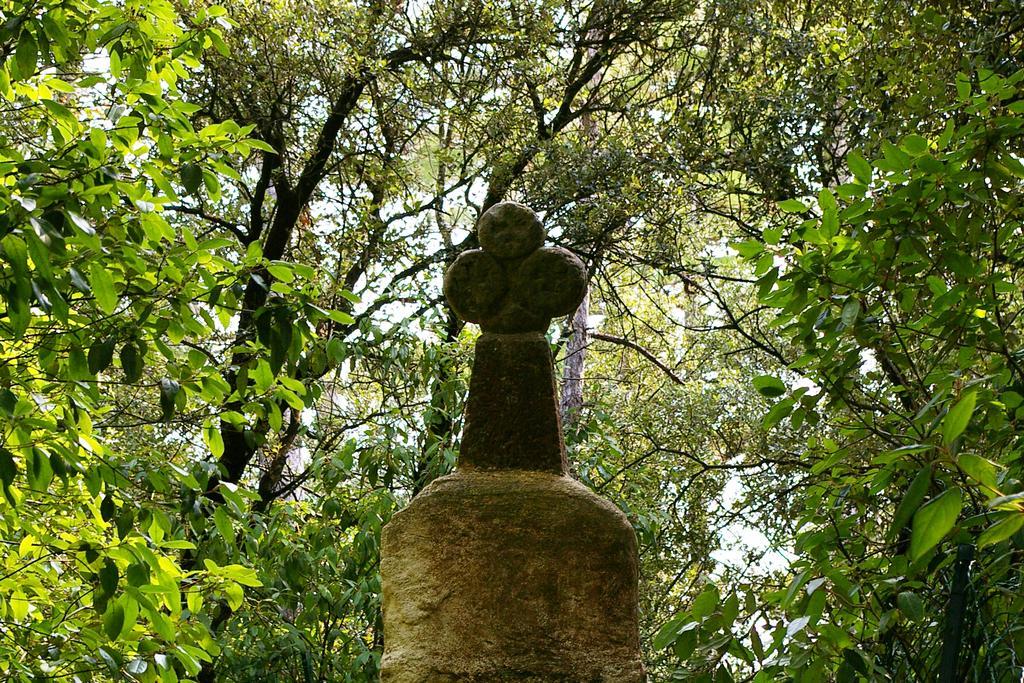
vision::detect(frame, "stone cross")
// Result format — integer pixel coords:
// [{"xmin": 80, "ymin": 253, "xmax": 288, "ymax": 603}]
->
[
  {"xmin": 443, "ymin": 201, "xmax": 587, "ymax": 335},
  {"xmin": 443, "ymin": 202, "xmax": 587, "ymax": 473},
  {"xmin": 380, "ymin": 202, "xmax": 646, "ymax": 682}
]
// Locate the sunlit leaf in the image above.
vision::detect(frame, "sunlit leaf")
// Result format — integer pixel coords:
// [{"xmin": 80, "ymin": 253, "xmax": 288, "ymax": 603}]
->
[
  {"xmin": 910, "ymin": 488, "xmax": 962, "ymax": 560},
  {"xmin": 942, "ymin": 392, "xmax": 977, "ymax": 445},
  {"xmin": 752, "ymin": 375, "xmax": 786, "ymax": 397}
]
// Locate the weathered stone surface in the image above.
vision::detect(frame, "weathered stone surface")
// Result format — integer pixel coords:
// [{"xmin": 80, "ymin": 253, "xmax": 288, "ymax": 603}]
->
[
  {"xmin": 380, "ymin": 470, "xmax": 646, "ymax": 683},
  {"xmin": 477, "ymin": 201, "xmax": 545, "ymax": 260},
  {"xmin": 514, "ymin": 247, "xmax": 588, "ymax": 320},
  {"xmin": 380, "ymin": 201, "xmax": 645, "ymax": 682},
  {"xmin": 443, "ymin": 249, "xmax": 507, "ymax": 323},
  {"xmin": 459, "ymin": 332, "xmax": 567, "ymax": 473},
  {"xmin": 443, "ymin": 202, "xmax": 587, "ymax": 334}
]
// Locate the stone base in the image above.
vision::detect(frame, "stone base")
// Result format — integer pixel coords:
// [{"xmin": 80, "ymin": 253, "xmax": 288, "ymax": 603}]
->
[{"xmin": 380, "ymin": 470, "xmax": 646, "ymax": 682}]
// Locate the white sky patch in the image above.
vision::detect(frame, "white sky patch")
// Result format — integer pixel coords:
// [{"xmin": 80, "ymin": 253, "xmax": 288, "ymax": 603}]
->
[
  {"xmin": 711, "ymin": 469, "xmax": 795, "ymax": 578},
  {"xmin": 792, "ymin": 375, "xmax": 821, "ymax": 395},
  {"xmin": 860, "ymin": 348, "xmax": 878, "ymax": 373},
  {"xmin": 669, "ymin": 306, "xmax": 687, "ymax": 326}
]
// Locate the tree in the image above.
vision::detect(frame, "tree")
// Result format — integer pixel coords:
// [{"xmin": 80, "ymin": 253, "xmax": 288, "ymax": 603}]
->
[
  {"xmin": 654, "ymin": 7, "xmax": 1024, "ymax": 681},
  {"xmin": 3, "ymin": 0, "xmax": 1024, "ymax": 680},
  {"xmin": 0, "ymin": 0, "xmax": 310, "ymax": 678},
  {"xmin": 741, "ymin": 67, "xmax": 1024, "ymax": 682}
]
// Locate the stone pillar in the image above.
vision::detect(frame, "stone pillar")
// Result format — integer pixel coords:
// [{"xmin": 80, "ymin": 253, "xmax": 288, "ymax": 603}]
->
[{"xmin": 380, "ymin": 202, "xmax": 646, "ymax": 682}]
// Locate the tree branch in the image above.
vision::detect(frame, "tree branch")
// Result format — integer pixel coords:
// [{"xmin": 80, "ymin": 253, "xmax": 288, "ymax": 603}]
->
[
  {"xmin": 165, "ymin": 204, "xmax": 248, "ymax": 242},
  {"xmin": 590, "ymin": 331, "xmax": 686, "ymax": 386}
]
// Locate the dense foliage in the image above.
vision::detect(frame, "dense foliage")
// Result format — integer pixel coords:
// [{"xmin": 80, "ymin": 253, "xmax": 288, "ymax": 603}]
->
[
  {"xmin": 0, "ymin": 0, "xmax": 281, "ymax": 678},
  {"xmin": 1, "ymin": 0, "xmax": 1022, "ymax": 681},
  {"xmin": 672, "ymin": 66, "xmax": 1024, "ymax": 682}
]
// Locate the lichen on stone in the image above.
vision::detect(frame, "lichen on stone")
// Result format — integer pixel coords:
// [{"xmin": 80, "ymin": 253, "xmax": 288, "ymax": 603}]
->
[{"xmin": 443, "ymin": 202, "xmax": 587, "ymax": 334}]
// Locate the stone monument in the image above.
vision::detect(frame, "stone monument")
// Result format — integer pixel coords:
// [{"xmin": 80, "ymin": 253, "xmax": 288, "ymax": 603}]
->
[{"xmin": 380, "ymin": 202, "xmax": 646, "ymax": 682}]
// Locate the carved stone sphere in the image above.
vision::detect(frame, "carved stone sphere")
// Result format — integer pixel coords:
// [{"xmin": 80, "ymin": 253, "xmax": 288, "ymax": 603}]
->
[
  {"xmin": 515, "ymin": 246, "xmax": 588, "ymax": 319},
  {"xmin": 477, "ymin": 202, "xmax": 545, "ymax": 260},
  {"xmin": 443, "ymin": 249, "xmax": 507, "ymax": 323},
  {"xmin": 445, "ymin": 202, "xmax": 588, "ymax": 333}
]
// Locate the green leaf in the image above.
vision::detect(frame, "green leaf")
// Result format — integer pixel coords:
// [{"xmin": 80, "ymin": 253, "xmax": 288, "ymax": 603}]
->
[
  {"xmin": 846, "ymin": 150, "xmax": 872, "ymax": 184},
  {"xmin": 180, "ymin": 164, "xmax": 203, "ymax": 194},
  {"xmin": 42, "ymin": 98, "xmax": 74, "ymax": 123},
  {"xmin": 955, "ymin": 72, "xmax": 971, "ymax": 100},
  {"xmin": 958, "ymin": 454, "xmax": 998, "ymax": 490},
  {"xmin": 96, "ymin": 646, "xmax": 120, "ymax": 673},
  {"xmin": 88, "ymin": 264, "xmax": 118, "ymax": 314},
  {"xmin": 68, "ymin": 211, "xmax": 96, "ymax": 236},
  {"xmin": 186, "ymin": 590, "xmax": 204, "ymax": 615},
  {"xmin": 209, "ymin": 30, "xmax": 230, "ymax": 56},
  {"xmin": 652, "ymin": 614, "xmax": 687, "ymax": 650},
  {"xmin": 942, "ymin": 392, "xmax": 977, "ymax": 445},
  {"xmin": 203, "ymin": 170, "xmax": 221, "ymax": 200},
  {"xmin": 99, "ymin": 559, "xmax": 119, "ymax": 596},
  {"xmin": 9, "ymin": 590, "xmax": 29, "ymax": 620},
  {"xmin": 68, "ymin": 267, "xmax": 91, "ymax": 293},
  {"xmin": 896, "ymin": 591, "xmax": 925, "ymax": 622},
  {"xmin": 0, "ymin": 447, "xmax": 18, "ymax": 491},
  {"xmin": 246, "ymin": 139, "xmax": 277, "ymax": 153},
  {"xmin": 103, "ymin": 602, "xmax": 125, "ymax": 640},
  {"xmin": 691, "ymin": 586, "xmax": 720, "ymax": 619},
  {"xmin": 0, "ymin": 389, "xmax": 15, "ymax": 417},
  {"xmin": 15, "ymin": 29, "xmax": 38, "ymax": 78},
  {"xmin": 120, "ymin": 597, "xmax": 139, "ymax": 639},
  {"xmin": 778, "ymin": 198, "xmax": 807, "ymax": 213},
  {"xmin": 721, "ymin": 591, "xmax": 739, "ymax": 625},
  {"xmin": 978, "ymin": 513, "xmax": 1024, "ymax": 548},
  {"xmin": 673, "ymin": 625, "xmax": 699, "ymax": 660},
  {"xmin": 204, "ymin": 423, "xmax": 224, "ymax": 458},
  {"xmin": 100, "ymin": 493, "xmax": 116, "ymax": 522},
  {"xmin": 126, "ymin": 563, "xmax": 150, "ymax": 588},
  {"xmin": 175, "ymin": 648, "xmax": 202, "ymax": 676},
  {"xmin": 40, "ymin": 13, "xmax": 68, "ymax": 49},
  {"xmin": 752, "ymin": 375, "xmax": 786, "ymax": 398},
  {"xmin": 214, "ymin": 506, "xmax": 235, "ymax": 547},
  {"xmin": 836, "ymin": 182, "xmax": 866, "ymax": 199},
  {"xmin": 266, "ymin": 263, "xmax": 295, "ymax": 283},
  {"xmin": 763, "ymin": 398, "xmax": 794, "ymax": 429},
  {"xmin": 97, "ymin": 21, "xmax": 131, "ymax": 46},
  {"xmin": 88, "ymin": 337, "xmax": 116, "ymax": 374},
  {"xmin": 901, "ymin": 134, "xmax": 929, "ymax": 155},
  {"xmin": 147, "ymin": 607, "xmax": 174, "ymax": 641},
  {"xmin": 1003, "ymin": 391, "xmax": 1024, "ymax": 410},
  {"xmin": 220, "ymin": 564, "xmax": 262, "ymax": 587},
  {"xmin": 781, "ymin": 569, "xmax": 808, "ymax": 608},
  {"xmin": 223, "ymin": 581, "xmax": 244, "ymax": 610},
  {"xmin": 817, "ymin": 214, "xmax": 837, "ymax": 244},
  {"xmin": 120, "ymin": 342, "xmax": 144, "ymax": 382},
  {"xmin": 910, "ymin": 488, "xmax": 962, "ymax": 560},
  {"xmin": 881, "ymin": 141, "xmax": 912, "ymax": 171},
  {"xmin": 28, "ymin": 448, "xmax": 53, "ymax": 491},
  {"xmin": 730, "ymin": 240, "xmax": 762, "ymax": 258},
  {"xmin": 817, "ymin": 188, "xmax": 837, "ymax": 212},
  {"xmin": 988, "ymin": 492, "xmax": 1024, "ymax": 509},
  {"xmin": 327, "ymin": 309, "xmax": 356, "ymax": 325}
]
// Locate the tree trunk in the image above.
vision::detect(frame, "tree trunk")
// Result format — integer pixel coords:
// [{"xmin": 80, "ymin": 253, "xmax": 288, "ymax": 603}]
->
[{"xmin": 560, "ymin": 291, "xmax": 588, "ymax": 431}]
